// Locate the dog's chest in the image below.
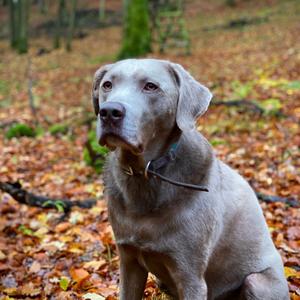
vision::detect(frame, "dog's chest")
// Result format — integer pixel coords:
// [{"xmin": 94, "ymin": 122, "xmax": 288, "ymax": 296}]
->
[
  {"xmin": 138, "ymin": 248, "xmax": 176, "ymax": 290},
  {"xmin": 117, "ymin": 234, "xmax": 177, "ymax": 291},
  {"xmin": 112, "ymin": 212, "xmax": 176, "ymax": 278},
  {"xmin": 112, "ymin": 214, "xmax": 165, "ymax": 249}
]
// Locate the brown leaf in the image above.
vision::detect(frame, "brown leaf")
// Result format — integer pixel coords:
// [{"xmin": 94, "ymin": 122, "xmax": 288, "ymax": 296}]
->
[
  {"xmin": 287, "ymin": 227, "xmax": 300, "ymax": 241},
  {"xmin": 55, "ymin": 222, "xmax": 71, "ymax": 233},
  {"xmin": 70, "ymin": 267, "xmax": 90, "ymax": 285},
  {"xmin": 57, "ymin": 291, "xmax": 79, "ymax": 300},
  {"xmin": 29, "ymin": 260, "xmax": 41, "ymax": 273},
  {"xmin": 0, "ymin": 250, "xmax": 6, "ymax": 260},
  {"xmin": 20, "ymin": 282, "xmax": 41, "ymax": 296},
  {"xmin": 83, "ymin": 259, "xmax": 107, "ymax": 271}
]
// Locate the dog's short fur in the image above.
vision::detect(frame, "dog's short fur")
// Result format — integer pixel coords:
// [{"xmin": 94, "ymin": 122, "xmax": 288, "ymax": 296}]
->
[{"xmin": 92, "ymin": 59, "xmax": 289, "ymax": 300}]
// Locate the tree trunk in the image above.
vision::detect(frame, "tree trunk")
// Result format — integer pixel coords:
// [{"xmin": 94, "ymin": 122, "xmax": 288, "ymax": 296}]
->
[
  {"xmin": 118, "ymin": 0, "xmax": 151, "ymax": 59},
  {"xmin": 66, "ymin": 0, "xmax": 77, "ymax": 51},
  {"xmin": 17, "ymin": 0, "xmax": 29, "ymax": 54},
  {"xmin": 9, "ymin": 0, "xmax": 19, "ymax": 49},
  {"xmin": 122, "ymin": 0, "xmax": 129, "ymax": 19},
  {"xmin": 38, "ymin": 0, "xmax": 47, "ymax": 14},
  {"xmin": 99, "ymin": 0, "xmax": 105, "ymax": 22},
  {"xmin": 54, "ymin": 0, "xmax": 65, "ymax": 49}
]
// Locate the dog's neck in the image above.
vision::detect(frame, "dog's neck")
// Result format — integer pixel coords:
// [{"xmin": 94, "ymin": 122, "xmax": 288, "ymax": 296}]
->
[
  {"xmin": 117, "ymin": 126, "xmax": 181, "ymax": 173},
  {"xmin": 107, "ymin": 129, "xmax": 214, "ymax": 215}
]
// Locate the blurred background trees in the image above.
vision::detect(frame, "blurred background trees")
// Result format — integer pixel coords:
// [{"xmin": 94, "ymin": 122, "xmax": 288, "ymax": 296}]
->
[
  {"xmin": 53, "ymin": 0, "xmax": 77, "ymax": 51},
  {"xmin": 5, "ymin": 0, "xmax": 191, "ymax": 57}
]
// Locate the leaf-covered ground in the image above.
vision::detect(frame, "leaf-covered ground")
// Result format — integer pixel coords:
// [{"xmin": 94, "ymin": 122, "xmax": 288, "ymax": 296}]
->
[{"xmin": 0, "ymin": 1, "xmax": 299, "ymax": 299}]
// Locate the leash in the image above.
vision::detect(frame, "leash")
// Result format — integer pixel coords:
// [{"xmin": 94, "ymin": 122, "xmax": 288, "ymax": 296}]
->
[{"xmin": 122, "ymin": 143, "xmax": 209, "ymax": 192}]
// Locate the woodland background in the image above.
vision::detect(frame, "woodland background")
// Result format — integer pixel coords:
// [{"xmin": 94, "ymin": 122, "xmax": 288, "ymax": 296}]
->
[{"xmin": 0, "ymin": 0, "xmax": 299, "ymax": 299}]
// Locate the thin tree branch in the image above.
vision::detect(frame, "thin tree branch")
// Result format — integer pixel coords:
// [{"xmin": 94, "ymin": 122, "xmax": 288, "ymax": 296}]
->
[
  {"xmin": 211, "ymin": 99, "xmax": 287, "ymax": 118},
  {"xmin": 256, "ymin": 192, "xmax": 299, "ymax": 208},
  {"xmin": 0, "ymin": 120, "xmax": 18, "ymax": 129},
  {"xmin": 211, "ymin": 99, "xmax": 264, "ymax": 114},
  {"xmin": 27, "ymin": 57, "xmax": 39, "ymax": 125},
  {"xmin": 0, "ymin": 181, "xmax": 97, "ymax": 213}
]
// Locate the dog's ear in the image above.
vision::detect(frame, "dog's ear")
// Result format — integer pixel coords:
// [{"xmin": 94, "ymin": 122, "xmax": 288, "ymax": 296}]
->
[
  {"xmin": 92, "ymin": 64, "xmax": 112, "ymax": 115},
  {"xmin": 170, "ymin": 63, "xmax": 212, "ymax": 131}
]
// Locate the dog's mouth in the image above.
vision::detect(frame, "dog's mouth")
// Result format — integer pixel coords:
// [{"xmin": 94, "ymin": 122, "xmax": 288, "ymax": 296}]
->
[{"xmin": 99, "ymin": 132, "xmax": 144, "ymax": 155}]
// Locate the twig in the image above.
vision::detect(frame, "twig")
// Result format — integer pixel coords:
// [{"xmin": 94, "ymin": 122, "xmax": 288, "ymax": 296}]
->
[
  {"xmin": 211, "ymin": 99, "xmax": 264, "ymax": 114},
  {"xmin": 212, "ymin": 99, "xmax": 289, "ymax": 118},
  {"xmin": 0, "ymin": 120, "xmax": 18, "ymax": 129},
  {"xmin": 27, "ymin": 57, "xmax": 39, "ymax": 125},
  {"xmin": 202, "ymin": 16, "xmax": 269, "ymax": 32},
  {"xmin": 256, "ymin": 192, "xmax": 299, "ymax": 208},
  {"xmin": 0, "ymin": 181, "xmax": 97, "ymax": 213}
]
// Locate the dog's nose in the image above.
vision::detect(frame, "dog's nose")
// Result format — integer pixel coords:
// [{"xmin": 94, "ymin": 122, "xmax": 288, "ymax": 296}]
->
[{"xmin": 99, "ymin": 102, "xmax": 125, "ymax": 123}]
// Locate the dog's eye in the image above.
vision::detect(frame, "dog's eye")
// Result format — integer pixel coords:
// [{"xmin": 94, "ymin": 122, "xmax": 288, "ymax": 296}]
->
[
  {"xmin": 102, "ymin": 81, "xmax": 112, "ymax": 91},
  {"xmin": 144, "ymin": 82, "xmax": 158, "ymax": 91}
]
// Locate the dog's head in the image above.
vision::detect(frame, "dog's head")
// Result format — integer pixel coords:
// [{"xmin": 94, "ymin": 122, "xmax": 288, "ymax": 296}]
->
[{"xmin": 92, "ymin": 59, "xmax": 212, "ymax": 155}]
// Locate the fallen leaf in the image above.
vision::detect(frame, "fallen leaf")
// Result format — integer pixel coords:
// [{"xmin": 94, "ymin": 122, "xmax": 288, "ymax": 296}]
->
[
  {"xmin": 29, "ymin": 260, "xmax": 41, "ymax": 273},
  {"xmin": 0, "ymin": 250, "xmax": 6, "ymax": 260},
  {"xmin": 2, "ymin": 287, "xmax": 18, "ymax": 296},
  {"xmin": 287, "ymin": 227, "xmax": 300, "ymax": 241},
  {"xmin": 20, "ymin": 282, "xmax": 41, "ymax": 296},
  {"xmin": 82, "ymin": 293, "xmax": 105, "ymax": 300},
  {"xmin": 83, "ymin": 259, "xmax": 107, "ymax": 271},
  {"xmin": 1, "ymin": 274, "xmax": 17, "ymax": 288},
  {"xmin": 55, "ymin": 222, "xmax": 71, "ymax": 233},
  {"xmin": 279, "ymin": 243, "xmax": 299, "ymax": 254},
  {"xmin": 59, "ymin": 276, "xmax": 71, "ymax": 291},
  {"xmin": 285, "ymin": 267, "xmax": 300, "ymax": 279},
  {"xmin": 291, "ymin": 294, "xmax": 300, "ymax": 300},
  {"xmin": 69, "ymin": 267, "xmax": 90, "ymax": 285}
]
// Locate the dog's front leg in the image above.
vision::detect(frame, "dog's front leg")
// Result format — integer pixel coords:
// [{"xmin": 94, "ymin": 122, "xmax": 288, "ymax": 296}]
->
[
  {"xmin": 119, "ymin": 248, "xmax": 148, "ymax": 300},
  {"xmin": 177, "ymin": 275, "xmax": 207, "ymax": 300}
]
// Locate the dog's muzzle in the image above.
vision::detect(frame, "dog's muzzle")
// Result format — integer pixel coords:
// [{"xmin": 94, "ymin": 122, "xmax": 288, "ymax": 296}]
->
[{"xmin": 99, "ymin": 101, "xmax": 126, "ymax": 126}]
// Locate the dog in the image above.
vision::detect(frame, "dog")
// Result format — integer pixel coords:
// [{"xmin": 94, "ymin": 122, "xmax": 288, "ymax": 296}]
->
[{"xmin": 91, "ymin": 59, "xmax": 289, "ymax": 300}]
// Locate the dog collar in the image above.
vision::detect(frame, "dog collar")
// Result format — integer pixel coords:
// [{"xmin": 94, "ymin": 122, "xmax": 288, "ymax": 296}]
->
[
  {"xmin": 122, "ymin": 142, "xmax": 178, "ymax": 177},
  {"xmin": 122, "ymin": 143, "xmax": 209, "ymax": 192}
]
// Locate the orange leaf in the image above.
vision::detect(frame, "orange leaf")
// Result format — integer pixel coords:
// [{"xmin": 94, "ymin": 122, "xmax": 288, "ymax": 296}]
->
[
  {"xmin": 285, "ymin": 267, "xmax": 300, "ymax": 278},
  {"xmin": 69, "ymin": 267, "xmax": 90, "ymax": 285},
  {"xmin": 291, "ymin": 294, "xmax": 300, "ymax": 300},
  {"xmin": 55, "ymin": 222, "xmax": 71, "ymax": 233}
]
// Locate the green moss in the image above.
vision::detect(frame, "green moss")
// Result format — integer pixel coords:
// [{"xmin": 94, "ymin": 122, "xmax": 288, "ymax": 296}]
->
[
  {"xmin": 231, "ymin": 80, "xmax": 253, "ymax": 99},
  {"xmin": 6, "ymin": 123, "xmax": 36, "ymax": 139},
  {"xmin": 259, "ymin": 98, "xmax": 282, "ymax": 116},
  {"xmin": 87, "ymin": 54, "xmax": 116, "ymax": 66},
  {"xmin": 84, "ymin": 130, "xmax": 109, "ymax": 173},
  {"xmin": 0, "ymin": 80, "xmax": 9, "ymax": 95},
  {"xmin": 118, "ymin": 0, "xmax": 151, "ymax": 59},
  {"xmin": 283, "ymin": 80, "xmax": 300, "ymax": 90},
  {"xmin": 49, "ymin": 123, "xmax": 68, "ymax": 136},
  {"xmin": 210, "ymin": 138, "xmax": 227, "ymax": 146}
]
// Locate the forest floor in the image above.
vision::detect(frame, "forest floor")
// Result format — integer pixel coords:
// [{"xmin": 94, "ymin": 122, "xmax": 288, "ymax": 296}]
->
[{"xmin": 0, "ymin": 0, "xmax": 299, "ymax": 299}]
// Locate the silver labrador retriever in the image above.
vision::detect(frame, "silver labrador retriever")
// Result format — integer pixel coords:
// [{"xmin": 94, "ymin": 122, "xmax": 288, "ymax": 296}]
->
[{"xmin": 91, "ymin": 59, "xmax": 289, "ymax": 300}]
